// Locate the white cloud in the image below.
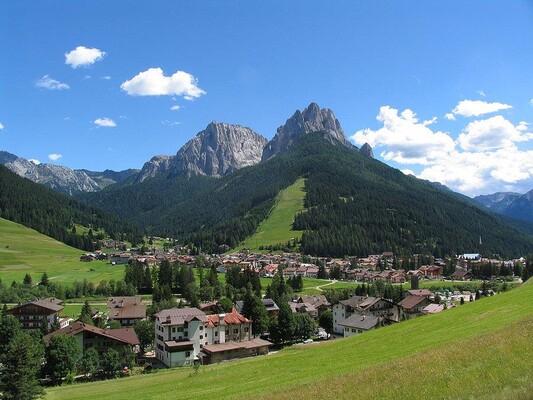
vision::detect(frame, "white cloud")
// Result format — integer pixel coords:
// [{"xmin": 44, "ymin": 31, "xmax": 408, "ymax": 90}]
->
[
  {"xmin": 444, "ymin": 113, "xmax": 456, "ymax": 121},
  {"xmin": 93, "ymin": 117, "xmax": 117, "ymax": 128},
  {"xmin": 161, "ymin": 120, "xmax": 180, "ymax": 126},
  {"xmin": 529, "ymin": 98, "xmax": 533, "ymax": 107},
  {"xmin": 477, "ymin": 90, "xmax": 486, "ymax": 97},
  {"xmin": 423, "ymin": 117, "xmax": 437, "ymax": 126},
  {"xmin": 0, "ymin": 122, "xmax": 4, "ymax": 130},
  {"xmin": 35, "ymin": 75, "xmax": 70, "ymax": 90},
  {"xmin": 170, "ymin": 105, "xmax": 181, "ymax": 111},
  {"xmin": 48, "ymin": 153, "xmax": 62, "ymax": 161},
  {"xmin": 121, "ymin": 68, "xmax": 206, "ymax": 99},
  {"xmin": 351, "ymin": 106, "xmax": 455, "ymax": 165},
  {"xmin": 65, "ymin": 46, "xmax": 106, "ymax": 68},
  {"xmin": 354, "ymin": 104, "xmax": 533, "ymax": 196},
  {"xmin": 101, "ymin": 76, "xmax": 111, "ymax": 80},
  {"xmin": 28, "ymin": 159, "xmax": 41, "ymax": 165},
  {"xmin": 83, "ymin": 75, "xmax": 91, "ymax": 80},
  {"xmin": 450, "ymin": 100, "xmax": 512, "ymax": 118},
  {"xmin": 458, "ymin": 115, "xmax": 532, "ymax": 151}
]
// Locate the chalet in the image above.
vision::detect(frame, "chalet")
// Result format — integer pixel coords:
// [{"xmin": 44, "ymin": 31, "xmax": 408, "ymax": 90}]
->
[
  {"xmin": 283, "ymin": 266, "xmax": 298, "ymax": 278},
  {"xmin": 44, "ymin": 321, "xmax": 139, "ymax": 357},
  {"xmin": 422, "ymin": 303, "xmax": 445, "ymax": 314},
  {"xmin": 289, "ymin": 302, "xmax": 317, "ymax": 319},
  {"xmin": 398, "ymin": 295, "xmax": 433, "ymax": 319},
  {"xmin": 154, "ymin": 307, "xmax": 268, "ymax": 368},
  {"xmin": 107, "ymin": 296, "xmax": 146, "ymax": 326},
  {"xmin": 451, "ymin": 270, "xmax": 473, "ymax": 281},
  {"xmin": 5, "ymin": 299, "xmax": 64, "ymax": 331},
  {"xmin": 338, "ymin": 314, "xmax": 379, "ymax": 337},
  {"xmin": 419, "ymin": 265, "xmax": 443, "ymax": 278},
  {"xmin": 333, "ymin": 296, "xmax": 399, "ymax": 334},
  {"xmin": 296, "ymin": 295, "xmax": 330, "ymax": 315}
]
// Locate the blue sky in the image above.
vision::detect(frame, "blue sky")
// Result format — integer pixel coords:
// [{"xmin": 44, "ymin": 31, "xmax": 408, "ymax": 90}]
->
[{"xmin": 1, "ymin": 1, "xmax": 533, "ymax": 196}]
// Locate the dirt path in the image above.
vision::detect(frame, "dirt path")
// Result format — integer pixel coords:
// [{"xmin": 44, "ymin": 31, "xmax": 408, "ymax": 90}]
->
[{"xmin": 316, "ymin": 280, "xmax": 336, "ymax": 291}]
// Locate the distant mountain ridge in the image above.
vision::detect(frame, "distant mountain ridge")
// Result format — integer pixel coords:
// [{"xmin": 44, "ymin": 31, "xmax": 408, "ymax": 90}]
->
[
  {"xmin": 0, "ymin": 151, "xmax": 138, "ymax": 195},
  {"xmin": 473, "ymin": 190, "xmax": 533, "ymax": 222}
]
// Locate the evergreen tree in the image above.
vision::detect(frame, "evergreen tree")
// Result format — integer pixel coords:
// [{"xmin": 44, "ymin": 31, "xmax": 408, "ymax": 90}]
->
[
  {"xmin": 318, "ymin": 310, "xmax": 333, "ymax": 335},
  {"xmin": 101, "ymin": 348, "xmax": 121, "ymax": 378},
  {"xmin": 0, "ymin": 332, "xmax": 44, "ymax": 400},
  {"xmin": 79, "ymin": 347, "xmax": 99, "ymax": 377},
  {"xmin": 23, "ymin": 273, "xmax": 32, "ymax": 286},
  {"xmin": 45, "ymin": 335, "xmax": 82, "ymax": 385},
  {"xmin": 79, "ymin": 300, "xmax": 93, "ymax": 325},
  {"xmin": 40, "ymin": 272, "xmax": 49, "ymax": 287},
  {"xmin": 277, "ymin": 298, "xmax": 295, "ymax": 343},
  {"xmin": 293, "ymin": 313, "xmax": 317, "ymax": 340},
  {"xmin": 241, "ymin": 287, "xmax": 268, "ymax": 337}
]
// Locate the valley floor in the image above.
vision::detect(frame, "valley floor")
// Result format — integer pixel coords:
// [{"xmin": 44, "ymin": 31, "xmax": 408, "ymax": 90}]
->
[{"xmin": 45, "ymin": 281, "xmax": 533, "ymax": 400}]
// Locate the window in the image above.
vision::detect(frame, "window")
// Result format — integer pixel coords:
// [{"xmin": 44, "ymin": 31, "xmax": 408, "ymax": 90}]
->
[
  {"xmin": 345, "ymin": 327, "xmax": 349, "ymax": 332},
  {"xmin": 172, "ymin": 327, "xmax": 176, "ymax": 333},
  {"xmin": 199, "ymin": 326, "xmax": 203, "ymax": 331},
  {"xmin": 199, "ymin": 335, "xmax": 203, "ymax": 339},
  {"xmin": 233, "ymin": 329, "xmax": 238, "ymax": 334},
  {"xmin": 244, "ymin": 327, "xmax": 249, "ymax": 332},
  {"xmin": 185, "ymin": 351, "xmax": 191, "ymax": 357},
  {"xmin": 215, "ymin": 331, "xmax": 218, "ymax": 336},
  {"xmin": 351, "ymin": 328, "xmax": 356, "ymax": 333}
]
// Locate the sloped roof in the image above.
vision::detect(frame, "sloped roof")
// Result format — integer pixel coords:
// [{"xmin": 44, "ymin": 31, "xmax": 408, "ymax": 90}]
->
[
  {"xmin": 6, "ymin": 299, "xmax": 64, "ymax": 314},
  {"xmin": 340, "ymin": 296, "xmax": 381, "ymax": 310},
  {"xmin": 154, "ymin": 307, "xmax": 208, "ymax": 325},
  {"xmin": 398, "ymin": 295, "xmax": 429, "ymax": 310},
  {"xmin": 338, "ymin": 314, "xmax": 379, "ymax": 330},
  {"xmin": 44, "ymin": 321, "xmax": 139, "ymax": 346},
  {"xmin": 107, "ymin": 296, "xmax": 146, "ymax": 320}
]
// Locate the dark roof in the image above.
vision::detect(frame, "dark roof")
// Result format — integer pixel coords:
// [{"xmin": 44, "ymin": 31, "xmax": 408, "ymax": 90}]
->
[
  {"xmin": 44, "ymin": 321, "xmax": 139, "ymax": 346},
  {"xmin": 338, "ymin": 314, "xmax": 379, "ymax": 330},
  {"xmin": 261, "ymin": 298, "xmax": 279, "ymax": 311},
  {"xmin": 339, "ymin": 296, "xmax": 381, "ymax": 310},
  {"xmin": 6, "ymin": 299, "xmax": 64, "ymax": 315},
  {"xmin": 297, "ymin": 295, "xmax": 330, "ymax": 307},
  {"xmin": 164, "ymin": 340, "xmax": 194, "ymax": 351}
]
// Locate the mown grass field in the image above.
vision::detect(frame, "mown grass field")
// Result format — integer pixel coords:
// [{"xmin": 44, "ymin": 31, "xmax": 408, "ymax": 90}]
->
[
  {"xmin": 0, "ymin": 218, "xmax": 125, "ymax": 285},
  {"xmin": 236, "ymin": 178, "xmax": 306, "ymax": 252},
  {"xmin": 46, "ymin": 280, "xmax": 533, "ymax": 400}
]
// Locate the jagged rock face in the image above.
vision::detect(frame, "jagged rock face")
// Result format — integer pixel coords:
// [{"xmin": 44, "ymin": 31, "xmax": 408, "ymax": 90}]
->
[
  {"xmin": 359, "ymin": 143, "xmax": 374, "ymax": 158},
  {"xmin": 173, "ymin": 122, "xmax": 268, "ymax": 177},
  {"xmin": 0, "ymin": 151, "xmax": 100, "ymax": 195},
  {"xmin": 136, "ymin": 155, "xmax": 175, "ymax": 183},
  {"xmin": 262, "ymin": 102, "xmax": 354, "ymax": 161},
  {"xmin": 474, "ymin": 192, "xmax": 522, "ymax": 214},
  {"xmin": 80, "ymin": 168, "xmax": 140, "ymax": 188}
]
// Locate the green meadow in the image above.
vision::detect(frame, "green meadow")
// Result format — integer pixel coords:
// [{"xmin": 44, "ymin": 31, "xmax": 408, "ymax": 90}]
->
[
  {"xmin": 0, "ymin": 218, "xmax": 125, "ymax": 285},
  {"xmin": 236, "ymin": 178, "xmax": 306, "ymax": 252},
  {"xmin": 46, "ymin": 280, "xmax": 533, "ymax": 400}
]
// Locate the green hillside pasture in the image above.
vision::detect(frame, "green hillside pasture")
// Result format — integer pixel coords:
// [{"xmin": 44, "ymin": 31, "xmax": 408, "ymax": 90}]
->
[
  {"xmin": 237, "ymin": 178, "xmax": 306, "ymax": 252},
  {"xmin": 0, "ymin": 218, "xmax": 125, "ymax": 285},
  {"xmin": 45, "ymin": 281, "xmax": 533, "ymax": 400}
]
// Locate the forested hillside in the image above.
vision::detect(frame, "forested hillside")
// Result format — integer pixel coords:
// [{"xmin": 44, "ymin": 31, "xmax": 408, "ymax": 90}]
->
[
  {"xmin": 78, "ymin": 133, "xmax": 533, "ymax": 258},
  {"xmin": 0, "ymin": 165, "xmax": 143, "ymax": 250}
]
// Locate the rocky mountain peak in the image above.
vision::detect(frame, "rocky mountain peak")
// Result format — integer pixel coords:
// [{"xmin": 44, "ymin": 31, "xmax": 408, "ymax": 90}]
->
[
  {"xmin": 262, "ymin": 102, "xmax": 354, "ymax": 161},
  {"xmin": 359, "ymin": 143, "xmax": 374, "ymax": 158},
  {"xmin": 136, "ymin": 155, "xmax": 175, "ymax": 183},
  {"xmin": 173, "ymin": 121, "xmax": 268, "ymax": 177}
]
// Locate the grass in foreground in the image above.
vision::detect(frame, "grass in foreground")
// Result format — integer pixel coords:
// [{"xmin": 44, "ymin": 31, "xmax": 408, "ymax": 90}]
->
[
  {"xmin": 236, "ymin": 178, "xmax": 306, "ymax": 252},
  {"xmin": 0, "ymin": 218, "xmax": 125, "ymax": 285},
  {"xmin": 46, "ymin": 281, "xmax": 533, "ymax": 400}
]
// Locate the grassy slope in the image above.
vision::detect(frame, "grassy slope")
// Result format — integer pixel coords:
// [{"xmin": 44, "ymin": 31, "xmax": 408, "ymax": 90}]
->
[
  {"xmin": 46, "ymin": 281, "xmax": 533, "ymax": 400},
  {"xmin": 236, "ymin": 178, "xmax": 306, "ymax": 252},
  {"xmin": 0, "ymin": 218, "xmax": 125, "ymax": 285}
]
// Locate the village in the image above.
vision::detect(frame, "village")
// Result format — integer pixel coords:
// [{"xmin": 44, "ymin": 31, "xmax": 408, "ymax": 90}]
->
[{"xmin": 3, "ymin": 241, "xmax": 525, "ymax": 385}]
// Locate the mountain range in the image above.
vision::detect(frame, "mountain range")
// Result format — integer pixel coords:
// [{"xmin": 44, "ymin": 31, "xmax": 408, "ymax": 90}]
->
[
  {"xmin": 0, "ymin": 151, "xmax": 138, "ymax": 195},
  {"xmin": 3, "ymin": 102, "xmax": 533, "ymax": 257},
  {"xmin": 474, "ymin": 191, "xmax": 533, "ymax": 222}
]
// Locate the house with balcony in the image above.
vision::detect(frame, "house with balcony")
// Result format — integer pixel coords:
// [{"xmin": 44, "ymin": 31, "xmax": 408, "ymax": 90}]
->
[
  {"xmin": 154, "ymin": 307, "xmax": 269, "ymax": 368},
  {"xmin": 107, "ymin": 296, "xmax": 146, "ymax": 326},
  {"xmin": 5, "ymin": 298, "xmax": 64, "ymax": 331}
]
